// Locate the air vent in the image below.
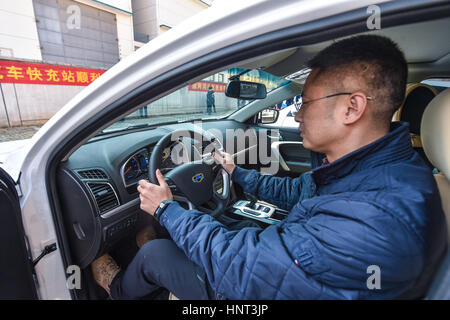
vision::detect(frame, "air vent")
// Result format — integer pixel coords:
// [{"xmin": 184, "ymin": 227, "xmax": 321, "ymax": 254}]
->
[
  {"xmin": 77, "ymin": 168, "xmax": 108, "ymax": 180},
  {"xmin": 87, "ymin": 182, "xmax": 119, "ymax": 214}
]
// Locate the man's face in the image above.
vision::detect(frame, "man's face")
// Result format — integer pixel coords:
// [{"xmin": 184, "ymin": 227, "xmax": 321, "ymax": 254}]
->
[{"xmin": 294, "ymin": 69, "xmax": 345, "ymax": 154}]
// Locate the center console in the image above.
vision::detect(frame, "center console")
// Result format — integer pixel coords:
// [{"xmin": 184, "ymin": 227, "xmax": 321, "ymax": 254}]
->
[{"xmin": 230, "ymin": 199, "xmax": 289, "ymax": 225}]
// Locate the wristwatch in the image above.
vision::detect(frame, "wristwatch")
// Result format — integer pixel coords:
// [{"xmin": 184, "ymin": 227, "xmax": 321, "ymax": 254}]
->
[{"xmin": 154, "ymin": 199, "xmax": 174, "ymax": 222}]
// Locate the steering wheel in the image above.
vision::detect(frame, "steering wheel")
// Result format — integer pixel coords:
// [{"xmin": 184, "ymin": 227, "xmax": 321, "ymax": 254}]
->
[{"xmin": 148, "ymin": 129, "xmax": 230, "ymax": 218}]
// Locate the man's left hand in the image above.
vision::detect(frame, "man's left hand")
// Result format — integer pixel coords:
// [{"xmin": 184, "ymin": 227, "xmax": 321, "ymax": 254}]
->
[{"xmin": 138, "ymin": 169, "xmax": 173, "ymax": 216}]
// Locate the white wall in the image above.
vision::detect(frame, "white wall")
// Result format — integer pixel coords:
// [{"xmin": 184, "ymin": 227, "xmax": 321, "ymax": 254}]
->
[
  {"xmin": 157, "ymin": 0, "xmax": 208, "ymax": 33},
  {"xmin": 132, "ymin": 0, "xmax": 210, "ymax": 41},
  {"xmin": 131, "ymin": 0, "xmax": 158, "ymax": 41},
  {"xmin": 0, "ymin": 83, "xmax": 85, "ymax": 127},
  {"xmin": 0, "ymin": 0, "xmax": 42, "ymax": 60},
  {"xmin": 116, "ymin": 13, "xmax": 135, "ymax": 59}
]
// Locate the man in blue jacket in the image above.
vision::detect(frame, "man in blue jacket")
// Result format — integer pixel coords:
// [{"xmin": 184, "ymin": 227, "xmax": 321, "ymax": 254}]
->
[{"xmin": 92, "ymin": 35, "xmax": 447, "ymax": 299}]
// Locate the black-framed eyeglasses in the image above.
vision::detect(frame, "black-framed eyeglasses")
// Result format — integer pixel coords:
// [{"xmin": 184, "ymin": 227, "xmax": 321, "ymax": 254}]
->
[{"xmin": 294, "ymin": 92, "xmax": 374, "ymax": 112}]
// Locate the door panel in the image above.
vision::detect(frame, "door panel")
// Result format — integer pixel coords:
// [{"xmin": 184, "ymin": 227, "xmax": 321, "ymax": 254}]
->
[
  {"xmin": 273, "ymin": 127, "xmax": 311, "ymax": 176},
  {"xmin": 0, "ymin": 168, "xmax": 37, "ymax": 299},
  {"xmin": 253, "ymin": 124, "xmax": 311, "ymax": 177}
]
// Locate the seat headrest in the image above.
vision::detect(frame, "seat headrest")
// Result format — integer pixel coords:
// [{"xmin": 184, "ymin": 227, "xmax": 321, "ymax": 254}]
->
[
  {"xmin": 421, "ymin": 88, "xmax": 450, "ymax": 179},
  {"xmin": 393, "ymin": 83, "xmax": 438, "ymax": 139}
]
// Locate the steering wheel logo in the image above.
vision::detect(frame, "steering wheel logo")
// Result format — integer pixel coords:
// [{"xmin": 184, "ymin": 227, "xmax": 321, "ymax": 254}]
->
[{"xmin": 192, "ymin": 173, "xmax": 204, "ymax": 183}]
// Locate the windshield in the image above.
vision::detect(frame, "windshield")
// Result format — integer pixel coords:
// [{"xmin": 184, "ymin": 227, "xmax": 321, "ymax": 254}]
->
[{"xmin": 101, "ymin": 68, "xmax": 287, "ymax": 133}]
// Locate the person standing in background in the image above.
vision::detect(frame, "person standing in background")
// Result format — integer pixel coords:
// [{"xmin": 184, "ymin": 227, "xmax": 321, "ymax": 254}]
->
[
  {"xmin": 139, "ymin": 105, "xmax": 148, "ymax": 118},
  {"xmin": 206, "ymin": 86, "xmax": 215, "ymax": 114}
]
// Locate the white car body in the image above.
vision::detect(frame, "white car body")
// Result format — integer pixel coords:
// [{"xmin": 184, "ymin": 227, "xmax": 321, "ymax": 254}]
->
[{"xmin": 1, "ymin": 0, "xmax": 449, "ymax": 300}]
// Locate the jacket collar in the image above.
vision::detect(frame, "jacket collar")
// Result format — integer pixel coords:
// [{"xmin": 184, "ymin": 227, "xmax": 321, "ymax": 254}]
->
[{"xmin": 311, "ymin": 121, "xmax": 415, "ymax": 185}]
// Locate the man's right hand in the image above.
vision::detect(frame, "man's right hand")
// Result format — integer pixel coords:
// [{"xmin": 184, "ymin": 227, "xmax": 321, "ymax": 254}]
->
[{"xmin": 213, "ymin": 150, "xmax": 236, "ymax": 175}]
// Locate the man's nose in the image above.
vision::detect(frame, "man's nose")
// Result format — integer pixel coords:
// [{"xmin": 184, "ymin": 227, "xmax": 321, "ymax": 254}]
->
[{"xmin": 294, "ymin": 107, "xmax": 303, "ymax": 123}]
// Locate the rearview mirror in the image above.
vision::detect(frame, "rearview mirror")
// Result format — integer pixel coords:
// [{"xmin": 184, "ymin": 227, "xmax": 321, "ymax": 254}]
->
[{"xmin": 225, "ymin": 80, "xmax": 267, "ymax": 100}]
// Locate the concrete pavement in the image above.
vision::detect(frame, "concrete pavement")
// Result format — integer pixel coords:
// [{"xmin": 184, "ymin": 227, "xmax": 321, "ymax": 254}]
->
[
  {"xmin": 0, "ymin": 126, "xmax": 39, "ymax": 166},
  {"xmin": 0, "ymin": 126, "xmax": 40, "ymax": 143}
]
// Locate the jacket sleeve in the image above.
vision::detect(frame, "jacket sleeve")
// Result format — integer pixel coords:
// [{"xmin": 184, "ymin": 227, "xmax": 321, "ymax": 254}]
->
[
  {"xmin": 231, "ymin": 166, "xmax": 307, "ymax": 210},
  {"xmin": 160, "ymin": 198, "xmax": 427, "ymax": 299},
  {"xmin": 159, "ymin": 201, "xmax": 319, "ymax": 299}
]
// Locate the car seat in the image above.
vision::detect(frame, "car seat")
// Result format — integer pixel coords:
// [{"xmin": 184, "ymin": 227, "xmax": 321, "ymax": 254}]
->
[
  {"xmin": 421, "ymin": 88, "xmax": 450, "ymax": 299},
  {"xmin": 392, "ymin": 83, "xmax": 438, "ymax": 169}
]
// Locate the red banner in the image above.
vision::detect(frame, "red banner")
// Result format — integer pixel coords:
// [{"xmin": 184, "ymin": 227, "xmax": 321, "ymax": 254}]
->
[
  {"xmin": 0, "ymin": 60, "xmax": 106, "ymax": 86},
  {"xmin": 188, "ymin": 81, "xmax": 226, "ymax": 93}
]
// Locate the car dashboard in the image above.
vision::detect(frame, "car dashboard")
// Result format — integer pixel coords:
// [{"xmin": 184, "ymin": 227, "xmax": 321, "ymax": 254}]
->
[{"xmin": 56, "ymin": 120, "xmax": 252, "ymax": 269}]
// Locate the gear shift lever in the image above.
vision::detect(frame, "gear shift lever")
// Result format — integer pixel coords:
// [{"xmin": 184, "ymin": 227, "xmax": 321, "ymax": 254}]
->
[{"xmin": 244, "ymin": 192, "xmax": 258, "ymax": 209}]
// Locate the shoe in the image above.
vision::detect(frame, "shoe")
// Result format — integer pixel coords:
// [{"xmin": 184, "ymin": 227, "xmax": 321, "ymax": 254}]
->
[
  {"xmin": 136, "ymin": 224, "xmax": 158, "ymax": 248},
  {"xmin": 91, "ymin": 254, "xmax": 121, "ymax": 295}
]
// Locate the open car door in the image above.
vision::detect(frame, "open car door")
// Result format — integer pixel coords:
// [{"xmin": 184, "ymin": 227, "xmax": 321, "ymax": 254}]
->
[{"xmin": 0, "ymin": 167, "xmax": 38, "ymax": 299}]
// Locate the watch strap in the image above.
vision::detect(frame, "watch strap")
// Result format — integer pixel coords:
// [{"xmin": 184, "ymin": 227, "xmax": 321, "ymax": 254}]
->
[{"xmin": 154, "ymin": 199, "xmax": 173, "ymax": 222}]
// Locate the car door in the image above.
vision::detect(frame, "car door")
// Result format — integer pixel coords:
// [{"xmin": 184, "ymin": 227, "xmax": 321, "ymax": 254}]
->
[{"xmin": 0, "ymin": 167, "xmax": 38, "ymax": 299}]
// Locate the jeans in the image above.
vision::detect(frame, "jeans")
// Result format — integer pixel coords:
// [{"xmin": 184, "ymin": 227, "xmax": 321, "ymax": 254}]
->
[{"xmin": 109, "ymin": 215, "xmax": 259, "ymax": 300}]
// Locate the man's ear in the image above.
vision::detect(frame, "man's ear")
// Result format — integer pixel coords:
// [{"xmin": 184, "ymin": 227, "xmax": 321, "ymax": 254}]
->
[{"xmin": 342, "ymin": 92, "xmax": 368, "ymax": 124}]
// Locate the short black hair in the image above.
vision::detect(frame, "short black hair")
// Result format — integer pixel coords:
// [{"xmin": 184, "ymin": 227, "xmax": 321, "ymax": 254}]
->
[{"xmin": 307, "ymin": 35, "xmax": 407, "ymax": 125}]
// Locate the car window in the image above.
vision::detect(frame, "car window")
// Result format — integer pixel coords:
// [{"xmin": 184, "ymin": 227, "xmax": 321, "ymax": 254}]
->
[
  {"xmin": 421, "ymin": 78, "xmax": 450, "ymax": 92},
  {"xmin": 101, "ymin": 68, "xmax": 286, "ymax": 133},
  {"xmin": 262, "ymin": 95, "xmax": 301, "ymax": 129}
]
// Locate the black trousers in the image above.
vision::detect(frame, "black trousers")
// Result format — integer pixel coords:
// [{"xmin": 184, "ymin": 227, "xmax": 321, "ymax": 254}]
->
[{"xmin": 109, "ymin": 215, "xmax": 259, "ymax": 300}]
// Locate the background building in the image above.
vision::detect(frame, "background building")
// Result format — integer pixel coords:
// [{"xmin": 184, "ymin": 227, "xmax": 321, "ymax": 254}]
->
[
  {"xmin": 132, "ymin": 0, "xmax": 213, "ymax": 49},
  {"xmin": 0, "ymin": 0, "xmax": 134, "ymax": 66},
  {"xmin": 0, "ymin": 0, "xmax": 136, "ymax": 127},
  {"xmin": 0, "ymin": 0, "xmax": 214, "ymax": 128}
]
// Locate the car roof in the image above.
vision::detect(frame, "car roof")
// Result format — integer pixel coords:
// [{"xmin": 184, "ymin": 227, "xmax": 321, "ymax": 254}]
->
[{"xmin": 249, "ymin": 16, "xmax": 450, "ymax": 83}]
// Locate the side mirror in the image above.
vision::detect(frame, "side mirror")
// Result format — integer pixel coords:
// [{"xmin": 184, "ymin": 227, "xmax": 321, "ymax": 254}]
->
[
  {"xmin": 259, "ymin": 108, "xmax": 279, "ymax": 124},
  {"xmin": 225, "ymin": 80, "xmax": 267, "ymax": 100}
]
